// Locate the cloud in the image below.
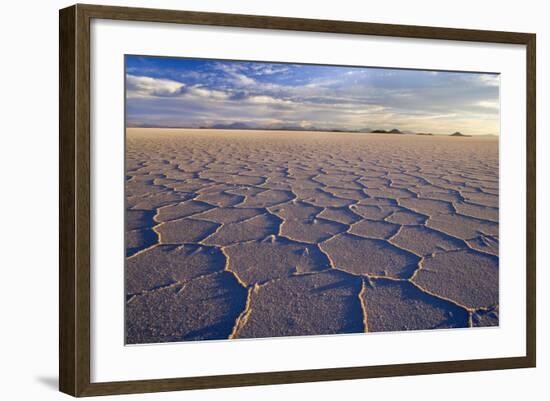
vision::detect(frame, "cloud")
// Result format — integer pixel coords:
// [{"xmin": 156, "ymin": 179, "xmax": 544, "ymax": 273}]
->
[
  {"xmin": 476, "ymin": 74, "xmax": 500, "ymax": 87},
  {"xmin": 246, "ymin": 95, "xmax": 292, "ymax": 105},
  {"xmin": 252, "ymin": 65, "xmax": 289, "ymax": 75},
  {"xmin": 475, "ymin": 100, "xmax": 499, "ymax": 110},
  {"xmin": 127, "ymin": 75, "xmax": 231, "ymax": 101},
  {"xmin": 126, "ymin": 75, "xmax": 185, "ymax": 98},
  {"xmin": 125, "ymin": 56, "xmax": 500, "ymax": 135}
]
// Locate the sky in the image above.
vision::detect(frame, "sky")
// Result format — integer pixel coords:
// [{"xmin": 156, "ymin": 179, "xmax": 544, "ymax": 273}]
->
[{"xmin": 125, "ymin": 55, "xmax": 500, "ymax": 136}]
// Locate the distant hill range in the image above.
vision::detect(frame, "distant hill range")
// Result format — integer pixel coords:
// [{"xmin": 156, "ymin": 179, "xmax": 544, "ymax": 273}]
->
[
  {"xmin": 202, "ymin": 123, "xmax": 409, "ymax": 134},
  {"xmin": 210, "ymin": 122, "xmax": 251, "ymax": 130},
  {"xmin": 370, "ymin": 128, "xmax": 404, "ymax": 134},
  {"xmin": 205, "ymin": 122, "xmax": 376, "ymax": 133},
  {"xmin": 129, "ymin": 122, "xmax": 495, "ymax": 137}
]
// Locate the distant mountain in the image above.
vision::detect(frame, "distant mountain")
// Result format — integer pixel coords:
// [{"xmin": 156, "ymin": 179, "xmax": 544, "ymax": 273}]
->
[
  {"xmin": 135, "ymin": 122, "xmax": 435, "ymax": 135},
  {"xmin": 203, "ymin": 122, "xmax": 366, "ymax": 133},
  {"xmin": 211, "ymin": 122, "xmax": 252, "ymax": 129},
  {"xmin": 370, "ymin": 128, "xmax": 403, "ymax": 134},
  {"xmin": 450, "ymin": 131, "xmax": 471, "ymax": 137},
  {"xmin": 274, "ymin": 125, "xmax": 311, "ymax": 131}
]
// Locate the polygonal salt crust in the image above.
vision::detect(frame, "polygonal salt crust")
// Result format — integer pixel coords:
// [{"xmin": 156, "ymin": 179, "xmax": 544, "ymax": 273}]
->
[{"xmin": 320, "ymin": 233, "xmax": 419, "ymax": 278}]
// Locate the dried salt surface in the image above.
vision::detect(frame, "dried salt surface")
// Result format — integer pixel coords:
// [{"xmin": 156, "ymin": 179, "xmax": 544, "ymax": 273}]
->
[
  {"xmin": 472, "ymin": 306, "xmax": 499, "ymax": 327},
  {"xmin": 125, "ymin": 129, "xmax": 499, "ymax": 343},
  {"xmin": 201, "ymin": 213, "xmax": 280, "ymax": 246},
  {"xmin": 398, "ymin": 197, "xmax": 455, "ymax": 215},
  {"xmin": 193, "ymin": 206, "xmax": 265, "ymax": 224},
  {"xmin": 350, "ymin": 204, "xmax": 397, "ymax": 220},
  {"xmin": 467, "ymin": 234, "xmax": 499, "ymax": 256},
  {"xmin": 164, "ymin": 178, "xmax": 212, "ymax": 193},
  {"xmin": 128, "ymin": 190, "xmax": 193, "ymax": 210},
  {"xmin": 413, "ymin": 249, "xmax": 499, "ymax": 309},
  {"xmin": 462, "ymin": 191, "xmax": 499, "ymax": 207},
  {"xmin": 365, "ymin": 187, "xmax": 416, "ymax": 200},
  {"xmin": 280, "ymin": 218, "xmax": 347, "ymax": 243},
  {"xmin": 156, "ymin": 218, "xmax": 219, "ymax": 244},
  {"xmin": 390, "ymin": 225, "xmax": 466, "ymax": 256},
  {"xmin": 126, "ymin": 209, "xmax": 156, "ymax": 231},
  {"xmin": 225, "ymin": 186, "xmax": 265, "ymax": 197},
  {"xmin": 320, "ymin": 233, "xmax": 419, "ymax": 278},
  {"xmin": 194, "ymin": 189, "xmax": 244, "ymax": 207},
  {"xmin": 126, "ymin": 272, "xmax": 247, "ymax": 344},
  {"xmin": 236, "ymin": 189, "xmax": 294, "ymax": 208},
  {"xmin": 202, "ymin": 172, "xmax": 265, "ymax": 186},
  {"xmin": 361, "ymin": 279, "xmax": 469, "ymax": 332},
  {"xmin": 427, "ymin": 213, "xmax": 498, "ymax": 239},
  {"xmin": 317, "ymin": 206, "xmax": 363, "ymax": 224},
  {"xmin": 224, "ymin": 237, "xmax": 330, "ymax": 285},
  {"xmin": 349, "ymin": 219, "xmax": 400, "ymax": 239},
  {"xmin": 155, "ymin": 200, "xmax": 213, "ymax": 222},
  {"xmin": 126, "ymin": 178, "xmax": 164, "ymax": 197},
  {"xmin": 126, "ymin": 228, "xmax": 157, "ymax": 257},
  {"xmin": 126, "ymin": 244, "xmax": 225, "ymax": 294},
  {"xmin": 323, "ymin": 187, "xmax": 367, "ymax": 200},
  {"xmin": 385, "ymin": 208, "xmax": 427, "ymax": 225},
  {"xmin": 294, "ymin": 188, "xmax": 355, "ymax": 208},
  {"xmin": 454, "ymin": 201, "xmax": 499, "ymax": 222},
  {"xmin": 235, "ymin": 271, "xmax": 364, "ymax": 339},
  {"xmin": 269, "ymin": 201, "xmax": 321, "ymax": 221}
]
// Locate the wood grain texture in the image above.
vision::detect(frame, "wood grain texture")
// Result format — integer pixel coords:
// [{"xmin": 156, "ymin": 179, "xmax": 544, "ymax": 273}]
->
[
  {"xmin": 59, "ymin": 3, "xmax": 536, "ymax": 397},
  {"xmin": 78, "ymin": 3, "xmax": 533, "ymax": 43},
  {"xmin": 59, "ymin": 5, "xmax": 76, "ymax": 396},
  {"xmin": 525, "ymin": 34, "xmax": 536, "ymax": 367}
]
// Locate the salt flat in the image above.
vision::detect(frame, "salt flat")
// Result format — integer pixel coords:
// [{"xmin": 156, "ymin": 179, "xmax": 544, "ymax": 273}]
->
[{"xmin": 125, "ymin": 128, "xmax": 499, "ymax": 344}]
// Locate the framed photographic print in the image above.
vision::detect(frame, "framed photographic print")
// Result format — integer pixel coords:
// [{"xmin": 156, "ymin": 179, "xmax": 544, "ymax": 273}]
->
[{"xmin": 59, "ymin": 4, "xmax": 536, "ymax": 397}]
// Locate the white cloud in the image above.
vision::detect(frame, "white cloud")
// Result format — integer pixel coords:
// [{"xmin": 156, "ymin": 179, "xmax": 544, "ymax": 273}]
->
[
  {"xmin": 126, "ymin": 75, "xmax": 231, "ymax": 101},
  {"xmin": 188, "ymin": 86, "xmax": 229, "ymax": 100},
  {"xmin": 251, "ymin": 65, "xmax": 289, "ymax": 76},
  {"xmin": 246, "ymin": 95, "xmax": 292, "ymax": 105},
  {"xmin": 126, "ymin": 65, "xmax": 500, "ymax": 136},
  {"xmin": 475, "ymin": 100, "xmax": 499, "ymax": 109},
  {"xmin": 126, "ymin": 75, "xmax": 185, "ymax": 98},
  {"xmin": 476, "ymin": 74, "xmax": 500, "ymax": 87}
]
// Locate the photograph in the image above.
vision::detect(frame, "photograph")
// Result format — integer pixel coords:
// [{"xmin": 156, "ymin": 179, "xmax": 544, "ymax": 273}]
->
[{"xmin": 124, "ymin": 55, "xmax": 500, "ymax": 345}]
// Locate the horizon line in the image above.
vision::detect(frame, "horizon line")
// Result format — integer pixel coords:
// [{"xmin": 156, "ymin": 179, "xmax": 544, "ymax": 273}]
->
[{"xmin": 125, "ymin": 126, "xmax": 499, "ymax": 137}]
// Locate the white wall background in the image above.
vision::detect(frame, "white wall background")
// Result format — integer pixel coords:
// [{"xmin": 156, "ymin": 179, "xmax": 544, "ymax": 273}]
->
[{"xmin": 0, "ymin": 0, "xmax": 546, "ymax": 400}]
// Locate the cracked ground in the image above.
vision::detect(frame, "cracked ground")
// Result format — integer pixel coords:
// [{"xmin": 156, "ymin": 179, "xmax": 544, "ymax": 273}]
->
[{"xmin": 125, "ymin": 128, "xmax": 499, "ymax": 344}]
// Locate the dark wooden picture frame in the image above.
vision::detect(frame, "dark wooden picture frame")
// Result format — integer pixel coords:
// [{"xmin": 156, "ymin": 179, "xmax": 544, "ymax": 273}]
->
[{"xmin": 59, "ymin": 3, "xmax": 536, "ymax": 397}]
